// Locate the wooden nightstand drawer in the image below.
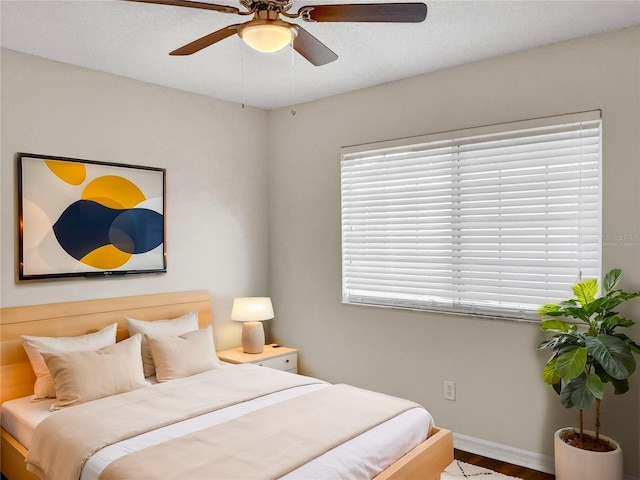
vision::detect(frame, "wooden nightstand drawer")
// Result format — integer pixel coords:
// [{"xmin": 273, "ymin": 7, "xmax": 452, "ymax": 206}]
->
[
  {"xmin": 255, "ymin": 353, "xmax": 297, "ymax": 372},
  {"xmin": 217, "ymin": 345, "xmax": 298, "ymax": 373}
]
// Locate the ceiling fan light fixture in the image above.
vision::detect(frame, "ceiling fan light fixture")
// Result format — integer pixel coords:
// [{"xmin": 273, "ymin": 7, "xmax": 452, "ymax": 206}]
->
[{"xmin": 239, "ymin": 22, "xmax": 294, "ymax": 53}]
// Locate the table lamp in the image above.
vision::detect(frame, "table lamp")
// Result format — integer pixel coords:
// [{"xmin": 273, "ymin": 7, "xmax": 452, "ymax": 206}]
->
[{"xmin": 231, "ymin": 297, "xmax": 274, "ymax": 354}]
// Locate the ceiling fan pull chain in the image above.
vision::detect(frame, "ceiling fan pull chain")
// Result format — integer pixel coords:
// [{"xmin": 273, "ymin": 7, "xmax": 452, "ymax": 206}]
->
[
  {"xmin": 290, "ymin": 43, "xmax": 296, "ymax": 116},
  {"xmin": 241, "ymin": 41, "xmax": 246, "ymax": 109}
]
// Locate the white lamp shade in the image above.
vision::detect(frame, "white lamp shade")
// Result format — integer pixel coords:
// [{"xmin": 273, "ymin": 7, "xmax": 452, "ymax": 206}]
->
[{"xmin": 231, "ymin": 297, "xmax": 274, "ymax": 322}]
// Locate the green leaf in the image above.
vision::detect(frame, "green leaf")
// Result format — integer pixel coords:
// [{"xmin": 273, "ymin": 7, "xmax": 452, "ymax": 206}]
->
[
  {"xmin": 560, "ymin": 375, "xmax": 596, "ymax": 410},
  {"xmin": 617, "ymin": 317, "xmax": 636, "ymax": 328},
  {"xmin": 583, "ymin": 297, "xmax": 607, "ymax": 318},
  {"xmin": 543, "ymin": 359, "xmax": 561, "ymax": 385},
  {"xmin": 563, "ymin": 307, "xmax": 591, "ymax": 323},
  {"xmin": 586, "ymin": 335, "xmax": 637, "ymax": 380},
  {"xmin": 602, "ymin": 316, "xmax": 635, "ymax": 331},
  {"xmin": 611, "ymin": 378, "xmax": 629, "ymax": 395},
  {"xmin": 615, "ymin": 334, "xmax": 640, "ymax": 353},
  {"xmin": 594, "ymin": 363, "xmax": 611, "ymax": 383},
  {"xmin": 622, "ymin": 291, "xmax": 640, "ymax": 301},
  {"xmin": 560, "ymin": 380, "xmax": 576, "ymax": 409},
  {"xmin": 586, "ymin": 373, "xmax": 604, "ymax": 400},
  {"xmin": 538, "ymin": 338, "xmax": 559, "ymax": 350},
  {"xmin": 603, "ymin": 291, "xmax": 640, "ymax": 313},
  {"xmin": 555, "ymin": 347, "xmax": 587, "ymax": 380},
  {"xmin": 626, "ymin": 338, "xmax": 640, "ymax": 355},
  {"xmin": 562, "ymin": 299, "xmax": 580, "ymax": 307},
  {"xmin": 541, "ymin": 320, "xmax": 573, "ymax": 333},
  {"xmin": 573, "ymin": 279, "xmax": 598, "ymax": 306},
  {"xmin": 603, "ymin": 268, "xmax": 622, "ymax": 293},
  {"xmin": 538, "ymin": 304, "xmax": 560, "ymax": 315},
  {"xmin": 571, "ymin": 375, "xmax": 597, "ymax": 410}
]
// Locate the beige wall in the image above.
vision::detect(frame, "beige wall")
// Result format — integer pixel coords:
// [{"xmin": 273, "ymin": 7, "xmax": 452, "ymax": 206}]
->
[
  {"xmin": 268, "ymin": 26, "xmax": 640, "ymax": 475},
  {"xmin": 0, "ymin": 49, "xmax": 270, "ymax": 350}
]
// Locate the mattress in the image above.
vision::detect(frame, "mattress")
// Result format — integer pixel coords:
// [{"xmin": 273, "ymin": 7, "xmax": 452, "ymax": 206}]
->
[
  {"xmin": 1, "ymin": 396, "xmax": 55, "ymax": 450},
  {"xmin": 2, "ymin": 382, "xmax": 432, "ymax": 480}
]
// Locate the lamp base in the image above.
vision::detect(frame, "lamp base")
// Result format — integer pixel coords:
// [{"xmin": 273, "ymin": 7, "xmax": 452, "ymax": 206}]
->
[{"xmin": 242, "ymin": 321, "xmax": 265, "ymax": 354}]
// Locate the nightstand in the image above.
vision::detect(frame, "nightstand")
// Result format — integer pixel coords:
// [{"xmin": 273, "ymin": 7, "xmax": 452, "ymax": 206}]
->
[{"xmin": 217, "ymin": 344, "xmax": 298, "ymax": 373}]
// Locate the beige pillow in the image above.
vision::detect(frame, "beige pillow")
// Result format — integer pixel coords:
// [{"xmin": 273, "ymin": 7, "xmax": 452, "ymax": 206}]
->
[
  {"xmin": 42, "ymin": 334, "xmax": 148, "ymax": 410},
  {"xmin": 146, "ymin": 325, "xmax": 220, "ymax": 382},
  {"xmin": 22, "ymin": 323, "xmax": 118, "ymax": 400},
  {"xmin": 126, "ymin": 311, "xmax": 199, "ymax": 377}
]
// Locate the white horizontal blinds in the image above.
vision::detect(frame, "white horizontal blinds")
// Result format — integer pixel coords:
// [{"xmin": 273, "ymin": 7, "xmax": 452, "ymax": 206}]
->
[{"xmin": 341, "ymin": 112, "xmax": 601, "ymax": 319}]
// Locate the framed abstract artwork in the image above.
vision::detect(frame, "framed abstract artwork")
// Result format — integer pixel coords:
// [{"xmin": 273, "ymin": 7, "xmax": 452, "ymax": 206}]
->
[{"xmin": 18, "ymin": 153, "xmax": 166, "ymax": 280}]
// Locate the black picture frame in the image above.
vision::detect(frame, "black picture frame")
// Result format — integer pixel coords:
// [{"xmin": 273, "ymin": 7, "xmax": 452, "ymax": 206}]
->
[{"xmin": 18, "ymin": 153, "xmax": 167, "ymax": 280}]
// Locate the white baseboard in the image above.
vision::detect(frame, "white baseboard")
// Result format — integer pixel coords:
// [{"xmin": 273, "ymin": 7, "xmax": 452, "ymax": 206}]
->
[
  {"xmin": 453, "ymin": 432, "xmax": 640, "ymax": 480},
  {"xmin": 453, "ymin": 432, "xmax": 555, "ymax": 475}
]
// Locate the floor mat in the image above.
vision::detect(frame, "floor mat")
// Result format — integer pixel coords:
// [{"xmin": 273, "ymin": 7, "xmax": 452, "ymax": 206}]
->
[{"xmin": 442, "ymin": 460, "xmax": 523, "ymax": 480}]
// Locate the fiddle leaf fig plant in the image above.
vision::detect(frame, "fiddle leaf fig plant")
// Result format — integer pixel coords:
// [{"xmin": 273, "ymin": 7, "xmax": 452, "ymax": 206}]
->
[{"xmin": 538, "ymin": 268, "xmax": 640, "ymax": 448}]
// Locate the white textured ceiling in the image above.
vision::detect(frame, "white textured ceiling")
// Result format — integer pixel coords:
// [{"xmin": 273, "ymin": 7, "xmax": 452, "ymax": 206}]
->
[{"xmin": 1, "ymin": 0, "xmax": 639, "ymax": 110}]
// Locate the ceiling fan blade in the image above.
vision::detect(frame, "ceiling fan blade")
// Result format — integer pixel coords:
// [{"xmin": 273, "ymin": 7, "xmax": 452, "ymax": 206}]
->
[
  {"xmin": 298, "ymin": 3, "xmax": 427, "ymax": 22},
  {"xmin": 170, "ymin": 24, "xmax": 240, "ymax": 55},
  {"xmin": 292, "ymin": 25, "xmax": 338, "ymax": 66},
  {"xmin": 125, "ymin": 0, "xmax": 241, "ymax": 15}
]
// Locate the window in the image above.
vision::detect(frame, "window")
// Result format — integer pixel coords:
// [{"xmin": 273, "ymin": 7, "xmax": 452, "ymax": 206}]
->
[{"xmin": 341, "ymin": 111, "xmax": 602, "ymax": 320}]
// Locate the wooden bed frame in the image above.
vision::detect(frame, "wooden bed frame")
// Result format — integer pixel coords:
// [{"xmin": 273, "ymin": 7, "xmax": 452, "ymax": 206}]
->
[{"xmin": 0, "ymin": 290, "xmax": 453, "ymax": 480}]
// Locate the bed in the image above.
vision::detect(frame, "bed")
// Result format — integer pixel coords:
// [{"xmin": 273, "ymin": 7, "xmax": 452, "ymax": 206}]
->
[{"xmin": 0, "ymin": 290, "xmax": 453, "ymax": 480}]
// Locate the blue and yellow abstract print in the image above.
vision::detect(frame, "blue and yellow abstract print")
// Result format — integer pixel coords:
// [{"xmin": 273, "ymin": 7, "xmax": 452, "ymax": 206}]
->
[{"xmin": 19, "ymin": 155, "xmax": 165, "ymax": 278}]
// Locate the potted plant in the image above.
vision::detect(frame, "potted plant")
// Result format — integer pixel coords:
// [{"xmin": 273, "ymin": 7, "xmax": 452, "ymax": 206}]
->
[{"xmin": 538, "ymin": 268, "xmax": 640, "ymax": 480}]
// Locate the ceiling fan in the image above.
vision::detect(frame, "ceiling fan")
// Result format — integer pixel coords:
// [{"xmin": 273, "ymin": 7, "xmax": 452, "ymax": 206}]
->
[{"xmin": 125, "ymin": 0, "xmax": 427, "ymax": 66}]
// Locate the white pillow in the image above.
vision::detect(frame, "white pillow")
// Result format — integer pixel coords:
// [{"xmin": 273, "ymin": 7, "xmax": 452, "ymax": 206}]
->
[
  {"xmin": 42, "ymin": 334, "xmax": 148, "ymax": 411},
  {"xmin": 146, "ymin": 325, "xmax": 220, "ymax": 382},
  {"xmin": 22, "ymin": 323, "xmax": 117, "ymax": 400},
  {"xmin": 126, "ymin": 311, "xmax": 199, "ymax": 377}
]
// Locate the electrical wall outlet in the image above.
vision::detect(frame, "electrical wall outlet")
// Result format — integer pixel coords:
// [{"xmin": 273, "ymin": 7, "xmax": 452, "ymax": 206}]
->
[{"xmin": 444, "ymin": 380, "xmax": 456, "ymax": 401}]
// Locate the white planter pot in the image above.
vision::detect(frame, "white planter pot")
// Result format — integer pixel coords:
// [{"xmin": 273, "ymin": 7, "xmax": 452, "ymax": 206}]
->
[{"xmin": 554, "ymin": 428, "xmax": 623, "ymax": 480}]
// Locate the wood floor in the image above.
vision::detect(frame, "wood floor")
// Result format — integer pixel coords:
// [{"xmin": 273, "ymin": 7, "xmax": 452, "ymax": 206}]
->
[{"xmin": 455, "ymin": 449, "xmax": 555, "ymax": 480}]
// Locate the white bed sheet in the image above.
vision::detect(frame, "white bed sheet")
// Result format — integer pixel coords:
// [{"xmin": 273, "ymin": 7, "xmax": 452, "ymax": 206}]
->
[
  {"xmin": 1, "ymin": 396, "xmax": 56, "ymax": 449},
  {"xmin": 1, "ymin": 382, "xmax": 432, "ymax": 480}
]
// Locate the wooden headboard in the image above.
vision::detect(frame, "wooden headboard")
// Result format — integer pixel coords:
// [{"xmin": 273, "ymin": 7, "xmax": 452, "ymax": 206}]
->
[{"xmin": 0, "ymin": 290, "xmax": 212, "ymax": 404}]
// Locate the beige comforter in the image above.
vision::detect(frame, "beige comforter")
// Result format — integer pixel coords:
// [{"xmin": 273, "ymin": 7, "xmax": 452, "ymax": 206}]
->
[
  {"xmin": 99, "ymin": 383, "xmax": 421, "ymax": 480},
  {"xmin": 27, "ymin": 364, "xmax": 422, "ymax": 480},
  {"xmin": 27, "ymin": 364, "xmax": 324, "ymax": 480}
]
